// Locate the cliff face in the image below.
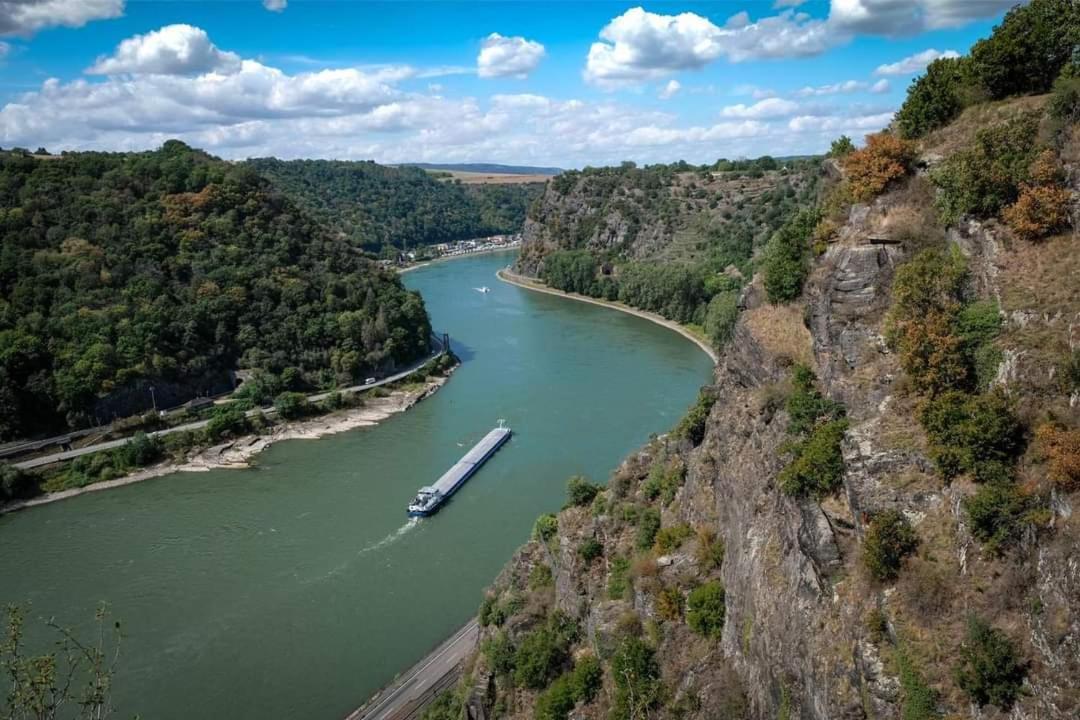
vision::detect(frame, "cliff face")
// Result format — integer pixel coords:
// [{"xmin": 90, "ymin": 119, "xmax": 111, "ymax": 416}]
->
[{"xmin": 463, "ymin": 125, "xmax": 1079, "ymax": 720}]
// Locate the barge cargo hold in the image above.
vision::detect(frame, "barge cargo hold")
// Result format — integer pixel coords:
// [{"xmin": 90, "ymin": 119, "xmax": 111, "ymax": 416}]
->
[{"xmin": 407, "ymin": 426, "xmax": 512, "ymax": 517}]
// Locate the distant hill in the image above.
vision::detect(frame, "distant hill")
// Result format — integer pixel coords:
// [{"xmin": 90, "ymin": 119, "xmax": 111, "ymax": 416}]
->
[{"xmin": 405, "ymin": 163, "xmax": 563, "ymax": 176}]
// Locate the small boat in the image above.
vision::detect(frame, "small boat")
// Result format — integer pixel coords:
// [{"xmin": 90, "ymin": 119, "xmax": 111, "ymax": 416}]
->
[{"xmin": 473, "ymin": 286, "xmax": 491, "ymax": 294}]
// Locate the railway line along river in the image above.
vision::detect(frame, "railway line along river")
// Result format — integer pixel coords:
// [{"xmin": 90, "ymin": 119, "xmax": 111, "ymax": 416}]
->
[{"xmin": 0, "ymin": 250, "xmax": 714, "ymax": 720}]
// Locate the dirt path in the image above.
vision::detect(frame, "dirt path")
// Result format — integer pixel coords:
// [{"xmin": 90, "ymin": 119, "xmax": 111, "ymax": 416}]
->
[{"xmin": 496, "ymin": 268, "xmax": 719, "ymax": 364}]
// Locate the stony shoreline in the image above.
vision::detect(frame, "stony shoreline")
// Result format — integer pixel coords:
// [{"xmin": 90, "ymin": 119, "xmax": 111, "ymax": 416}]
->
[{"xmin": 1, "ymin": 372, "xmax": 452, "ymax": 515}]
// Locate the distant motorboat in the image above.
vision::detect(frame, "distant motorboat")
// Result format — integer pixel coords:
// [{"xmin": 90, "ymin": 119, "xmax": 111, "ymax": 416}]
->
[{"xmin": 473, "ymin": 286, "xmax": 491, "ymax": 294}]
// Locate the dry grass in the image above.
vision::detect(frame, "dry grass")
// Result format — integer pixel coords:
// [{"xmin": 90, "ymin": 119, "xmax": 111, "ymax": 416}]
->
[
  {"xmin": 743, "ymin": 303, "xmax": 814, "ymax": 368},
  {"xmin": 920, "ymin": 94, "xmax": 1050, "ymax": 158},
  {"xmin": 435, "ymin": 170, "xmax": 551, "ymax": 185}
]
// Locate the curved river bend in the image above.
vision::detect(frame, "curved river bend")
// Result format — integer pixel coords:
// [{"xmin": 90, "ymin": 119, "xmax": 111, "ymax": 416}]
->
[{"xmin": 0, "ymin": 251, "xmax": 713, "ymax": 720}]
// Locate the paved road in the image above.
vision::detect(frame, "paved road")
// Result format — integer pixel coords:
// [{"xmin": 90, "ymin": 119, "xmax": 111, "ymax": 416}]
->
[
  {"xmin": 346, "ymin": 619, "xmax": 479, "ymax": 720},
  {"xmin": 14, "ymin": 342, "xmax": 445, "ymax": 471}
]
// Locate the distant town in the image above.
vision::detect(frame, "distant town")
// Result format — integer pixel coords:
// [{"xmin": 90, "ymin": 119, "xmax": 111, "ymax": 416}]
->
[{"xmin": 380, "ymin": 233, "xmax": 522, "ymax": 269}]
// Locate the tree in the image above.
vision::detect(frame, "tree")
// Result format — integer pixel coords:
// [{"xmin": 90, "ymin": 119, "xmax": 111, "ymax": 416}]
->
[
  {"xmin": 1, "ymin": 604, "xmax": 125, "ymax": 719},
  {"xmin": 565, "ymin": 475, "xmax": 600, "ymax": 507},
  {"xmin": 762, "ymin": 207, "xmax": 822, "ymax": 304},
  {"xmin": 954, "ymin": 616, "xmax": 1026, "ymax": 709},
  {"xmin": 273, "ymin": 391, "xmax": 310, "ymax": 420},
  {"xmin": 704, "ymin": 292, "xmax": 739, "ymax": 350},
  {"xmin": 686, "ymin": 581, "xmax": 726, "ymax": 638},
  {"xmin": 827, "ymin": 135, "xmax": 855, "ymax": 158},
  {"xmin": 895, "ymin": 57, "xmax": 976, "ymax": 139},
  {"xmin": 969, "ymin": 0, "xmax": 1080, "ymax": 99},
  {"xmin": 862, "ymin": 510, "xmax": 919, "ymax": 581},
  {"xmin": 842, "ymin": 133, "xmax": 916, "ymax": 201}
]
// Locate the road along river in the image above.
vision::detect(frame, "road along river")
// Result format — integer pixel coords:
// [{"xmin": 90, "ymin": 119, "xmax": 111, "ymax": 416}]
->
[{"xmin": 0, "ymin": 250, "xmax": 714, "ymax": 720}]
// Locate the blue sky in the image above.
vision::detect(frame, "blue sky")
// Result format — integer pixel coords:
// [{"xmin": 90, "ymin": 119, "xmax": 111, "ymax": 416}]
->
[{"xmin": 0, "ymin": 1, "xmax": 1013, "ymax": 167}]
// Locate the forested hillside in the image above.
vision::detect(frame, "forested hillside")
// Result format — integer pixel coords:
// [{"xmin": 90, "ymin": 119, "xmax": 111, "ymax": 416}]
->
[
  {"xmin": 516, "ymin": 157, "xmax": 822, "ymax": 347},
  {"xmin": 0, "ymin": 142, "xmax": 431, "ymax": 440},
  {"xmin": 453, "ymin": 2, "xmax": 1080, "ymax": 720},
  {"xmin": 244, "ymin": 158, "xmax": 543, "ymax": 251}
]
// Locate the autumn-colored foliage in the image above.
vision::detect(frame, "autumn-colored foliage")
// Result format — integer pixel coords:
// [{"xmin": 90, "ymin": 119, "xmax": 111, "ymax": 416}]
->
[
  {"xmin": 842, "ymin": 133, "xmax": 917, "ymax": 201},
  {"xmin": 1036, "ymin": 424, "xmax": 1080, "ymax": 491},
  {"xmin": 1002, "ymin": 150, "xmax": 1072, "ymax": 241}
]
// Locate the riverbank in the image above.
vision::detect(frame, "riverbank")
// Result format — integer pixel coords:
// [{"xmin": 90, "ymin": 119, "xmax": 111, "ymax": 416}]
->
[
  {"xmin": 495, "ymin": 268, "xmax": 719, "ymax": 365},
  {"xmin": 1, "ymin": 371, "xmax": 453, "ymax": 516},
  {"xmin": 396, "ymin": 245, "xmax": 519, "ymax": 274}
]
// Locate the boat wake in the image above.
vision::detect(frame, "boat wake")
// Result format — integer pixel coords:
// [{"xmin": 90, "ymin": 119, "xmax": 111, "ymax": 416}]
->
[{"xmin": 357, "ymin": 517, "xmax": 420, "ymax": 555}]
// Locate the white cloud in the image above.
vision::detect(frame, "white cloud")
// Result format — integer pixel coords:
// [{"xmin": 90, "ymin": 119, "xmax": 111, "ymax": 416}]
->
[
  {"xmin": 774, "ymin": 0, "xmax": 809, "ymax": 7},
  {"xmin": 874, "ymin": 48, "xmax": 960, "ymax": 76},
  {"xmin": 787, "ymin": 110, "xmax": 893, "ymax": 133},
  {"xmin": 87, "ymin": 24, "xmax": 241, "ymax": 76},
  {"xmin": 795, "ymin": 78, "xmax": 890, "ymax": 96},
  {"xmin": 659, "ymin": 79, "xmax": 681, "ymax": 100},
  {"xmin": 584, "ymin": 7, "xmax": 833, "ymax": 87},
  {"xmin": 477, "ymin": 33, "xmax": 545, "ymax": 79},
  {"xmin": 0, "ymin": 0, "xmax": 123, "ymax": 36},
  {"xmin": 263, "ymin": 0, "xmax": 287, "ymax": 11},
  {"xmin": 719, "ymin": 97, "xmax": 799, "ymax": 119},
  {"xmin": 0, "ymin": 40, "xmax": 9, "ymax": 59},
  {"xmin": 828, "ymin": 0, "xmax": 1014, "ymax": 35}
]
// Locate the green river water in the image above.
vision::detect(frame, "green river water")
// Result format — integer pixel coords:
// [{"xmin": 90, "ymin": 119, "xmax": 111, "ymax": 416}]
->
[{"xmin": 0, "ymin": 250, "xmax": 713, "ymax": 719}]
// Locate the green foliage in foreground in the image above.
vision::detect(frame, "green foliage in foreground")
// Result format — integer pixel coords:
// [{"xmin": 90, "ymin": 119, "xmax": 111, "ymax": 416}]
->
[
  {"xmin": 534, "ymin": 655, "xmax": 602, "ymax": 720},
  {"xmin": 778, "ymin": 419, "xmax": 849, "ymax": 498},
  {"xmin": 762, "ymin": 207, "xmax": 822, "ymax": 305},
  {"xmin": 863, "ymin": 510, "xmax": 919, "ymax": 582},
  {"xmin": 675, "ymin": 389, "xmax": 717, "ymax": 446},
  {"xmin": 919, "ymin": 390, "xmax": 1024, "ymax": 484},
  {"xmin": 533, "ymin": 513, "xmax": 558, "ymax": 543},
  {"xmin": 686, "ymin": 581, "xmax": 726, "ymax": 639},
  {"xmin": 610, "ymin": 636, "xmax": 664, "ymax": 720},
  {"xmin": 896, "ymin": 57, "xmax": 976, "ymax": 139},
  {"xmin": 512, "ymin": 613, "xmax": 579, "ymax": 689},
  {"xmin": 566, "ymin": 475, "xmax": 601, "ymax": 507},
  {"xmin": 954, "ymin": 616, "xmax": 1027, "ymax": 709}
]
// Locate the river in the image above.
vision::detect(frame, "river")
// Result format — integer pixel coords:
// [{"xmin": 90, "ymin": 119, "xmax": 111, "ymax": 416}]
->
[{"xmin": 0, "ymin": 250, "xmax": 713, "ymax": 719}]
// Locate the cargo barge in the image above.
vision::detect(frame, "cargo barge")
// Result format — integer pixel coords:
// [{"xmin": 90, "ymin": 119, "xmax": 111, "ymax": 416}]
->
[{"xmin": 407, "ymin": 426, "xmax": 512, "ymax": 517}]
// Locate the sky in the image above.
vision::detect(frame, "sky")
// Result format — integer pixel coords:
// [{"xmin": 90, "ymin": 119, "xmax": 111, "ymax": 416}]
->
[{"xmin": 0, "ymin": 0, "xmax": 1016, "ymax": 168}]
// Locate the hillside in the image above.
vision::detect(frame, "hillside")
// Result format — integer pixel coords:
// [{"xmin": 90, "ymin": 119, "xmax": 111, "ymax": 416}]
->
[
  {"xmin": 407, "ymin": 163, "xmax": 563, "ymax": 176},
  {"xmin": 0, "ymin": 142, "xmax": 432, "ymax": 441},
  {"xmin": 444, "ymin": 3, "xmax": 1080, "ymax": 720},
  {"xmin": 513, "ymin": 157, "xmax": 822, "ymax": 345},
  {"xmin": 243, "ymin": 158, "xmax": 544, "ymax": 251}
]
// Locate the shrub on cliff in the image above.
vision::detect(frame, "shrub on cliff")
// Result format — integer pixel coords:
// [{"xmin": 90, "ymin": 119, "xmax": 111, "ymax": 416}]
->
[
  {"xmin": 1002, "ymin": 150, "xmax": 1072, "ymax": 242},
  {"xmin": 896, "ymin": 57, "xmax": 977, "ymax": 139},
  {"xmin": 841, "ymin": 133, "xmax": 916, "ymax": 201},
  {"xmin": 963, "ymin": 482, "xmax": 1034, "ymax": 553},
  {"xmin": 534, "ymin": 655, "xmax": 602, "ymax": 720},
  {"xmin": 533, "ymin": 513, "xmax": 558, "ymax": 542},
  {"xmin": 513, "ymin": 613, "xmax": 578, "ymax": 690},
  {"xmin": 778, "ymin": 419, "xmax": 849, "ymax": 498},
  {"xmin": 610, "ymin": 637, "xmax": 663, "ymax": 720},
  {"xmin": 786, "ymin": 364, "xmax": 845, "ymax": 436},
  {"xmin": 704, "ymin": 291, "xmax": 739, "ymax": 350},
  {"xmin": 954, "ymin": 616, "xmax": 1027, "ymax": 709},
  {"xmin": 686, "ymin": 581, "xmax": 726, "ymax": 639},
  {"xmin": 919, "ymin": 390, "xmax": 1024, "ymax": 483},
  {"xmin": 635, "ymin": 507, "xmax": 661, "ymax": 550},
  {"xmin": 675, "ymin": 389, "xmax": 717, "ymax": 446},
  {"xmin": 762, "ymin": 207, "xmax": 822, "ymax": 304},
  {"xmin": 931, "ymin": 112, "xmax": 1041, "ymax": 224},
  {"xmin": 827, "ymin": 135, "xmax": 855, "ymax": 158},
  {"xmin": 1036, "ymin": 424, "xmax": 1080, "ymax": 491},
  {"xmin": 566, "ymin": 475, "xmax": 600, "ymax": 507},
  {"xmin": 863, "ymin": 510, "xmax": 919, "ymax": 582}
]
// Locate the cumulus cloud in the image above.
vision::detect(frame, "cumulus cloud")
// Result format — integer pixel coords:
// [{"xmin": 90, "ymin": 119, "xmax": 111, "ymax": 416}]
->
[
  {"xmin": 477, "ymin": 33, "xmax": 545, "ymax": 79},
  {"xmin": 87, "ymin": 24, "xmax": 241, "ymax": 76},
  {"xmin": 829, "ymin": 0, "xmax": 1014, "ymax": 35},
  {"xmin": 719, "ymin": 97, "xmax": 799, "ymax": 119},
  {"xmin": 0, "ymin": 0, "xmax": 123, "ymax": 36},
  {"xmin": 584, "ymin": 7, "xmax": 832, "ymax": 87},
  {"xmin": 874, "ymin": 47, "xmax": 960, "ymax": 76},
  {"xmin": 263, "ymin": 0, "xmax": 287, "ymax": 11},
  {"xmin": 795, "ymin": 78, "xmax": 890, "ymax": 96},
  {"xmin": 658, "ymin": 79, "xmax": 681, "ymax": 100}
]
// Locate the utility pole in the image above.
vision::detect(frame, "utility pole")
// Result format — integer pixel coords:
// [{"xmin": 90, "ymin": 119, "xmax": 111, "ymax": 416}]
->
[{"xmin": 149, "ymin": 385, "xmax": 157, "ymax": 411}]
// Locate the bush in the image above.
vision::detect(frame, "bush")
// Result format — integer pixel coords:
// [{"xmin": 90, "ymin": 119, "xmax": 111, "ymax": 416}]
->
[
  {"xmin": 955, "ymin": 300, "xmax": 1003, "ymax": 390},
  {"xmin": 1002, "ymin": 150, "xmax": 1072, "ymax": 242},
  {"xmin": 919, "ymin": 390, "xmax": 1023, "ymax": 483},
  {"xmin": 482, "ymin": 630, "xmax": 515, "ymax": 676},
  {"xmin": 578, "ymin": 537, "xmax": 603, "ymax": 563},
  {"xmin": 607, "ymin": 556, "xmax": 631, "ymax": 599},
  {"xmin": 1049, "ymin": 72, "xmax": 1080, "ymax": 124},
  {"xmin": 610, "ymin": 637, "xmax": 663, "ymax": 720},
  {"xmin": 533, "ymin": 513, "xmax": 558, "ymax": 543},
  {"xmin": 641, "ymin": 457, "xmax": 685, "ymax": 506},
  {"xmin": 0, "ymin": 462, "xmax": 39, "ymax": 502},
  {"xmin": 762, "ymin": 207, "xmax": 822, "ymax": 304},
  {"xmin": 954, "ymin": 616, "xmax": 1026, "ymax": 709},
  {"xmin": 655, "ymin": 585, "xmax": 685, "ymax": 621},
  {"xmin": 778, "ymin": 419, "xmax": 849, "ymax": 498},
  {"xmin": 842, "ymin": 133, "xmax": 916, "ymax": 201},
  {"xmin": 704, "ymin": 291, "xmax": 739, "ymax": 350},
  {"xmin": 963, "ymin": 482, "xmax": 1033, "ymax": 552},
  {"xmin": 931, "ymin": 112, "xmax": 1041, "ymax": 224},
  {"xmin": 695, "ymin": 527, "xmax": 725, "ymax": 570},
  {"xmin": 969, "ymin": 0, "xmax": 1080, "ymax": 100},
  {"xmin": 686, "ymin": 581, "xmax": 726, "ymax": 638},
  {"xmin": 273, "ymin": 391, "xmax": 310, "ymax": 420},
  {"xmin": 203, "ymin": 404, "xmax": 251, "ymax": 441},
  {"xmin": 541, "ymin": 250, "xmax": 598, "ymax": 295},
  {"xmin": 654, "ymin": 523, "xmax": 693, "ymax": 554},
  {"xmin": 529, "ymin": 564, "xmax": 554, "ymax": 589},
  {"xmin": 785, "ymin": 364, "xmax": 844, "ymax": 436},
  {"xmin": 896, "ymin": 57, "xmax": 976, "ymax": 139},
  {"xmin": 635, "ymin": 507, "xmax": 661, "ymax": 551},
  {"xmin": 513, "ymin": 615, "xmax": 577, "ymax": 689},
  {"xmin": 420, "ymin": 689, "xmax": 463, "ymax": 720},
  {"xmin": 566, "ymin": 475, "xmax": 600, "ymax": 507},
  {"xmin": 895, "ymin": 648, "xmax": 939, "ymax": 720},
  {"xmin": 535, "ymin": 656, "xmax": 603, "ymax": 720},
  {"xmin": 1036, "ymin": 424, "xmax": 1080, "ymax": 490},
  {"xmin": 862, "ymin": 510, "xmax": 919, "ymax": 582},
  {"xmin": 674, "ymin": 389, "xmax": 716, "ymax": 445},
  {"xmin": 119, "ymin": 431, "xmax": 163, "ymax": 467}
]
